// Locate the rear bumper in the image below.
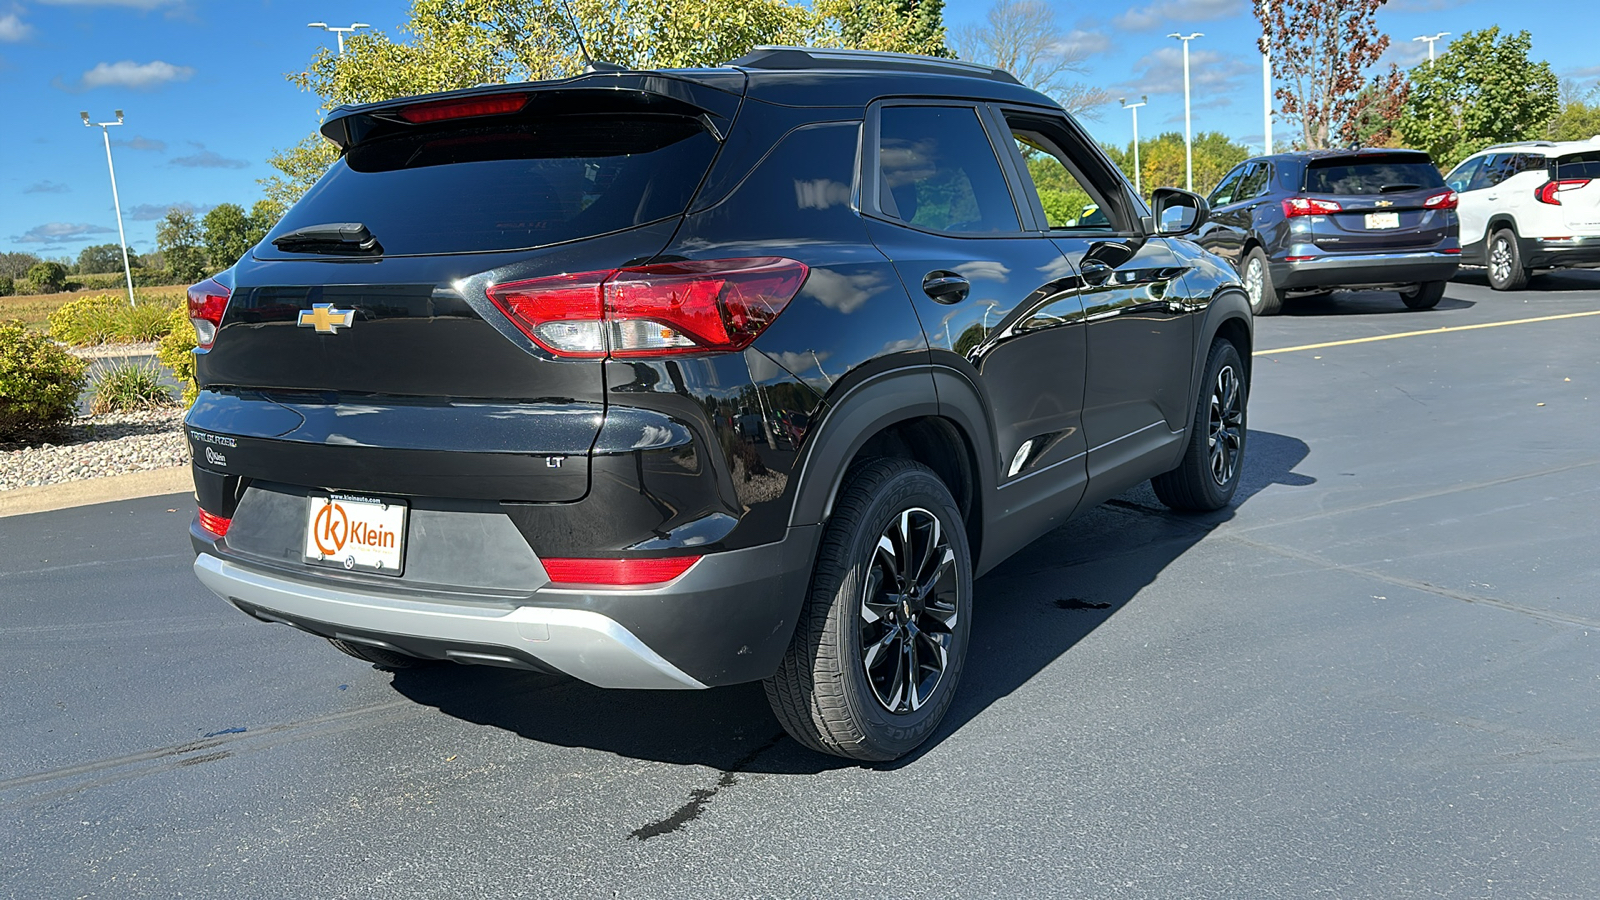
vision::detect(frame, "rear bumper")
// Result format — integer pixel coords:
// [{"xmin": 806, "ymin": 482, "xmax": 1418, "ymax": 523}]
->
[
  {"xmin": 193, "ymin": 522, "xmax": 819, "ymax": 688},
  {"xmin": 1273, "ymin": 251, "xmax": 1460, "ymax": 291},
  {"xmin": 1523, "ymin": 235, "xmax": 1600, "ymax": 269}
]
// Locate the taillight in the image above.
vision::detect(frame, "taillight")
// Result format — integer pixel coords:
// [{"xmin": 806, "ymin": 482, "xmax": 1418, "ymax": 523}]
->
[
  {"xmin": 542, "ymin": 556, "xmax": 700, "ymax": 586},
  {"xmin": 397, "ymin": 93, "xmax": 529, "ymax": 124},
  {"xmin": 197, "ymin": 508, "xmax": 231, "ymax": 538},
  {"xmin": 1423, "ymin": 190, "xmax": 1459, "ymax": 210},
  {"xmin": 1535, "ymin": 179, "xmax": 1591, "ymax": 205},
  {"xmin": 187, "ymin": 277, "xmax": 230, "ymax": 350},
  {"xmin": 1282, "ymin": 197, "xmax": 1343, "ymax": 217},
  {"xmin": 487, "ymin": 257, "xmax": 809, "ymax": 358}
]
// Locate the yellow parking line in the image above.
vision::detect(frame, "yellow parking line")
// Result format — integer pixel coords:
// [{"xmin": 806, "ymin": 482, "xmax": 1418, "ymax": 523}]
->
[{"xmin": 1254, "ymin": 309, "xmax": 1600, "ymax": 356}]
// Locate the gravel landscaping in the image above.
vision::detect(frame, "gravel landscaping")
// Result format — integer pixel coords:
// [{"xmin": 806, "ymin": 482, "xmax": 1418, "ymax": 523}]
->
[{"xmin": 0, "ymin": 408, "xmax": 188, "ymax": 491}]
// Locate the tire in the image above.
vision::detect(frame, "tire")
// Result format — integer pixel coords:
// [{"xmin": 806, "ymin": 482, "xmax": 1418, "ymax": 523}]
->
[
  {"xmin": 328, "ymin": 637, "xmax": 434, "ymax": 669},
  {"xmin": 1401, "ymin": 281, "xmax": 1447, "ymax": 310},
  {"xmin": 1487, "ymin": 228, "xmax": 1529, "ymax": 291},
  {"xmin": 764, "ymin": 458, "xmax": 973, "ymax": 762},
  {"xmin": 1152, "ymin": 340, "xmax": 1247, "ymax": 512},
  {"xmin": 1242, "ymin": 247, "xmax": 1284, "ymax": 316}
]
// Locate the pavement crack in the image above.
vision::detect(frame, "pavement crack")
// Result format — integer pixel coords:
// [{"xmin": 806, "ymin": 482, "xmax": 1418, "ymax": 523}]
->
[{"xmin": 628, "ymin": 732, "xmax": 785, "ymax": 841}]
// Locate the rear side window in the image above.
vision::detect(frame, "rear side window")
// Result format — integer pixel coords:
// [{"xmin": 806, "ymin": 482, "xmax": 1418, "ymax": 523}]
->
[
  {"xmin": 1305, "ymin": 157, "xmax": 1446, "ymax": 195},
  {"xmin": 1235, "ymin": 163, "xmax": 1270, "ymax": 200},
  {"xmin": 877, "ymin": 106, "xmax": 1020, "ymax": 234},
  {"xmin": 1556, "ymin": 151, "xmax": 1600, "ymax": 179},
  {"xmin": 265, "ymin": 114, "xmax": 719, "ymax": 256}
]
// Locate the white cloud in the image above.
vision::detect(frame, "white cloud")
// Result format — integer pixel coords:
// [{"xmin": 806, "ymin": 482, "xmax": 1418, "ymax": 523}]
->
[
  {"xmin": 1121, "ymin": 46, "xmax": 1255, "ymax": 101},
  {"xmin": 113, "ymin": 134, "xmax": 166, "ymax": 151},
  {"xmin": 1378, "ymin": 39, "xmax": 1431, "ymax": 70},
  {"xmin": 12, "ymin": 222, "xmax": 116, "ymax": 244},
  {"xmin": 170, "ymin": 148, "xmax": 247, "ymax": 169},
  {"xmin": 80, "ymin": 59, "xmax": 193, "ymax": 90},
  {"xmin": 126, "ymin": 201, "xmax": 212, "ymax": 220},
  {"xmin": 1114, "ymin": 0, "xmax": 1244, "ymax": 32},
  {"xmin": 1055, "ymin": 29, "xmax": 1112, "ymax": 60},
  {"xmin": 25, "ymin": 181, "xmax": 71, "ymax": 194},
  {"xmin": 0, "ymin": 13, "xmax": 30, "ymax": 41}
]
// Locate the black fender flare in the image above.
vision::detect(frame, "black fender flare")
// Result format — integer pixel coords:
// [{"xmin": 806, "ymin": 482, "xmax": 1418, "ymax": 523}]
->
[{"xmin": 1186, "ymin": 286, "xmax": 1254, "ymax": 437}]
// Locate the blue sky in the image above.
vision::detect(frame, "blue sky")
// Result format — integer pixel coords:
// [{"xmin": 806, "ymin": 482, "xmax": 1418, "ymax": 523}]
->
[{"xmin": 3, "ymin": 0, "xmax": 1596, "ymax": 259}]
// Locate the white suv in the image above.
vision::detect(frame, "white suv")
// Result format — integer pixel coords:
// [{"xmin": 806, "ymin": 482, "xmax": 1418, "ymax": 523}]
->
[{"xmin": 1444, "ymin": 138, "xmax": 1600, "ymax": 290}]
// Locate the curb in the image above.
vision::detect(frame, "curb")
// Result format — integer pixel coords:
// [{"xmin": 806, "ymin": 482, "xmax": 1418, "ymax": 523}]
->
[{"xmin": 0, "ymin": 466, "xmax": 193, "ymax": 518}]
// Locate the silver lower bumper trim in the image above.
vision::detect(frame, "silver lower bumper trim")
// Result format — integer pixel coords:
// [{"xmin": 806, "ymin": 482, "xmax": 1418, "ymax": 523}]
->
[{"xmin": 193, "ymin": 554, "xmax": 706, "ymax": 690}]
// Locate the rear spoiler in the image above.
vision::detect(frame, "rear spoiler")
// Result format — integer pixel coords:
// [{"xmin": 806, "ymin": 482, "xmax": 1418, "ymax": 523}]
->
[{"xmin": 319, "ymin": 70, "xmax": 747, "ymax": 151}]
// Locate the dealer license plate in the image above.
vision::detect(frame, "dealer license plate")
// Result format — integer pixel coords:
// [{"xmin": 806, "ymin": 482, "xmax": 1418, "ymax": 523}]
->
[
  {"xmin": 304, "ymin": 493, "xmax": 407, "ymax": 575},
  {"xmin": 1365, "ymin": 212, "xmax": 1400, "ymax": 229}
]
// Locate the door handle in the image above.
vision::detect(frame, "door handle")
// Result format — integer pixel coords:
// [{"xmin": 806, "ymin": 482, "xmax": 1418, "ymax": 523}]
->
[
  {"xmin": 922, "ymin": 271, "xmax": 970, "ymax": 304},
  {"xmin": 1080, "ymin": 260, "xmax": 1114, "ymax": 286}
]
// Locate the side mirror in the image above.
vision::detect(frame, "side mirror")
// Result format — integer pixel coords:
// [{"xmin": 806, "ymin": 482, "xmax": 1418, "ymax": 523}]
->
[{"xmin": 1151, "ymin": 187, "xmax": 1210, "ymax": 236}]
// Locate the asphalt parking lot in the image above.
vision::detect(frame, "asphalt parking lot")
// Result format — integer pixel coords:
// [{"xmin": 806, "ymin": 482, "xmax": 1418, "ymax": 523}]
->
[{"xmin": 3, "ymin": 269, "xmax": 1599, "ymax": 899}]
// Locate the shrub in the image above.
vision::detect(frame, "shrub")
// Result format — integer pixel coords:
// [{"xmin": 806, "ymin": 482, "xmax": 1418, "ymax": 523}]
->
[
  {"xmin": 0, "ymin": 320, "xmax": 88, "ymax": 441},
  {"xmin": 89, "ymin": 359, "xmax": 174, "ymax": 414},
  {"xmin": 117, "ymin": 301, "xmax": 179, "ymax": 342},
  {"xmin": 155, "ymin": 305, "xmax": 200, "ymax": 406},
  {"xmin": 47, "ymin": 294, "xmax": 124, "ymax": 346},
  {"xmin": 25, "ymin": 261, "xmax": 67, "ymax": 293},
  {"xmin": 0, "ymin": 277, "xmax": 13, "ymax": 297}
]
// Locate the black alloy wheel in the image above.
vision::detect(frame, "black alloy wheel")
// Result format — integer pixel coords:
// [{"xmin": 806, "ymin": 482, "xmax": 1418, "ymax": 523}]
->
[
  {"xmin": 765, "ymin": 458, "xmax": 973, "ymax": 761},
  {"xmin": 1206, "ymin": 361, "xmax": 1245, "ymax": 488}
]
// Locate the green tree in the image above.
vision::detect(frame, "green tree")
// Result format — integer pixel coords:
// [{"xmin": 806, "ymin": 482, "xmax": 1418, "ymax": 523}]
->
[
  {"xmin": 1101, "ymin": 132, "xmax": 1251, "ymax": 201},
  {"xmin": 25, "ymin": 261, "xmax": 67, "ymax": 293},
  {"xmin": 202, "ymin": 203, "xmax": 270, "ymax": 271},
  {"xmin": 75, "ymin": 243, "xmax": 136, "ymax": 275},
  {"xmin": 1399, "ymin": 28, "xmax": 1559, "ymax": 170},
  {"xmin": 1548, "ymin": 80, "xmax": 1600, "ymax": 142},
  {"xmin": 0, "ymin": 252, "xmax": 42, "ymax": 282},
  {"xmin": 264, "ymin": 0, "xmax": 949, "ymax": 207},
  {"xmin": 157, "ymin": 208, "xmax": 209, "ymax": 284}
]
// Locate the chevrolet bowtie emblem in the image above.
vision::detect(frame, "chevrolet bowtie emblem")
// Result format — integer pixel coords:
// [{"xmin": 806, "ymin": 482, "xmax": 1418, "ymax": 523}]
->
[
  {"xmin": 1375, "ymin": 200, "xmax": 1394, "ymax": 207},
  {"xmin": 298, "ymin": 304, "xmax": 355, "ymax": 334}
]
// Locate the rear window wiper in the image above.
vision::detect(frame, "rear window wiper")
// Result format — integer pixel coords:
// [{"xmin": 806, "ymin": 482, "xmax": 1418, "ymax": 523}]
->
[
  {"xmin": 1378, "ymin": 183, "xmax": 1423, "ymax": 193},
  {"xmin": 271, "ymin": 222, "xmax": 383, "ymax": 254}
]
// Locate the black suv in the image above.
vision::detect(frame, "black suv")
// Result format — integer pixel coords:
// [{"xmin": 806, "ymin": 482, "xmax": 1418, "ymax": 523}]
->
[
  {"xmin": 185, "ymin": 47, "xmax": 1252, "ymax": 761},
  {"xmin": 1197, "ymin": 149, "xmax": 1460, "ymax": 315}
]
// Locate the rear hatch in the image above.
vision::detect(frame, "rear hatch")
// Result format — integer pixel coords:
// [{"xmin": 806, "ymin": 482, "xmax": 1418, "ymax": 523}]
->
[
  {"xmin": 191, "ymin": 76, "xmax": 741, "ymax": 503},
  {"xmin": 1300, "ymin": 153, "xmax": 1453, "ymax": 252},
  {"xmin": 1553, "ymin": 150, "xmax": 1600, "ymax": 233}
]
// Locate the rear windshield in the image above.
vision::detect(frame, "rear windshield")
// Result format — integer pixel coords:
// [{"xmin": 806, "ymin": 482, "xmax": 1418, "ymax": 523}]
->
[
  {"xmin": 1556, "ymin": 151, "xmax": 1600, "ymax": 180},
  {"xmin": 1304, "ymin": 157, "xmax": 1446, "ymax": 195},
  {"xmin": 264, "ymin": 114, "xmax": 718, "ymax": 256}
]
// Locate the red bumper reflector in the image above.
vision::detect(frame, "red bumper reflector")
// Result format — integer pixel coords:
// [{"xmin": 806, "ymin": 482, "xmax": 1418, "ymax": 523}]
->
[
  {"xmin": 542, "ymin": 556, "xmax": 701, "ymax": 586},
  {"xmin": 198, "ymin": 508, "xmax": 231, "ymax": 538},
  {"xmin": 1285, "ymin": 255, "xmax": 1315, "ymax": 262},
  {"xmin": 1444, "ymin": 248, "xmax": 1463, "ymax": 254}
]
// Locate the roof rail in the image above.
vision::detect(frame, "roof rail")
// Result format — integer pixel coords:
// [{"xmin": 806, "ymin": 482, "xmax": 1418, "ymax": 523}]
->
[
  {"xmin": 1483, "ymin": 140, "xmax": 1558, "ymax": 151},
  {"xmin": 726, "ymin": 46, "xmax": 1023, "ymax": 86}
]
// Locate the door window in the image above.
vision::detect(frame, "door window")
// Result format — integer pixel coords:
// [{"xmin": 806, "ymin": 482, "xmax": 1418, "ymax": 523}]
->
[
  {"xmin": 1446, "ymin": 156, "xmax": 1484, "ymax": 192},
  {"xmin": 1233, "ymin": 162, "xmax": 1270, "ymax": 201},
  {"xmin": 1468, "ymin": 154, "xmax": 1515, "ymax": 191},
  {"xmin": 877, "ymin": 106, "xmax": 1020, "ymax": 234},
  {"xmin": 1010, "ymin": 133, "xmax": 1113, "ymax": 231},
  {"xmin": 1209, "ymin": 165, "xmax": 1247, "ymax": 206}
]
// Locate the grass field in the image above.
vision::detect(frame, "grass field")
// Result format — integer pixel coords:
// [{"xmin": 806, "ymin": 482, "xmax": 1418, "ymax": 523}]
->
[{"xmin": 1, "ymin": 285, "xmax": 187, "ymax": 332}]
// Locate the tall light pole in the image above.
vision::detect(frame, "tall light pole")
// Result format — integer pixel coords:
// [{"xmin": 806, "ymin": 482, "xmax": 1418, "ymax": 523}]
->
[
  {"xmin": 307, "ymin": 21, "xmax": 370, "ymax": 56},
  {"xmin": 1168, "ymin": 32, "xmax": 1203, "ymax": 191},
  {"xmin": 1120, "ymin": 95, "xmax": 1148, "ymax": 197},
  {"xmin": 80, "ymin": 110, "xmax": 136, "ymax": 307},
  {"xmin": 1413, "ymin": 32, "xmax": 1449, "ymax": 63},
  {"xmin": 1261, "ymin": 1, "xmax": 1273, "ymax": 155}
]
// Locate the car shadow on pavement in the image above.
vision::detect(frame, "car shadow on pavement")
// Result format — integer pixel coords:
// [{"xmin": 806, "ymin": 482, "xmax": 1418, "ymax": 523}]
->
[
  {"xmin": 387, "ymin": 431, "xmax": 1313, "ymax": 775},
  {"xmin": 1279, "ymin": 292, "xmax": 1474, "ymax": 316}
]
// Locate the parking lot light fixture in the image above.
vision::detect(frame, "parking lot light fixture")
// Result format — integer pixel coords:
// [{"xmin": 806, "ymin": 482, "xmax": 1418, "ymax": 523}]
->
[
  {"xmin": 1168, "ymin": 32, "xmax": 1203, "ymax": 191},
  {"xmin": 308, "ymin": 21, "xmax": 370, "ymax": 56},
  {"xmin": 1120, "ymin": 95, "xmax": 1149, "ymax": 197},
  {"xmin": 1413, "ymin": 32, "xmax": 1450, "ymax": 63},
  {"xmin": 81, "ymin": 110, "xmax": 137, "ymax": 307}
]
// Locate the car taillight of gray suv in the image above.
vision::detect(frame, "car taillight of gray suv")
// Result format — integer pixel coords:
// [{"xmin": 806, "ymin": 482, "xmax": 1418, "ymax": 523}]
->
[
  {"xmin": 185, "ymin": 47, "xmax": 1253, "ymax": 761},
  {"xmin": 1198, "ymin": 149, "xmax": 1461, "ymax": 315}
]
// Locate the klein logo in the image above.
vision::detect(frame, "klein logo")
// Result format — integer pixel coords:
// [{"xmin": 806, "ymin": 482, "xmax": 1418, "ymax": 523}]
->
[
  {"xmin": 204, "ymin": 446, "xmax": 227, "ymax": 467},
  {"xmin": 311, "ymin": 500, "xmax": 396, "ymax": 557},
  {"xmin": 298, "ymin": 303, "xmax": 356, "ymax": 334}
]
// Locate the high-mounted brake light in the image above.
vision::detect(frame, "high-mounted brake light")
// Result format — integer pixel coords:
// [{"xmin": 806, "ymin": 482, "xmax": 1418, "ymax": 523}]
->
[
  {"xmin": 1282, "ymin": 197, "xmax": 1343, "ymax": 217},
  {"xmin": 197, "ymin": 508, "xmax": 231, "ymax": 538},
  {"xmin": 397, "ymin": 93, "xmax": 529, "ymax": 124},
  {"xmin": 1535, "ymin": 179, "xmax": 1591, "ymax": 205},
  {"xmin": 1423, "ymin": 190, "xmax": 1459, "ymax": 210},
  {"xmin": 487, "ymin": 257, "xmax": 810, "ymax": 359},
  {"xmin": 187, "ymin": 277, "xmax": 231, "ymax": 350},
  {"xmin": 542, "ymin": 556, "xmax": 701, "ymax": 586}
]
